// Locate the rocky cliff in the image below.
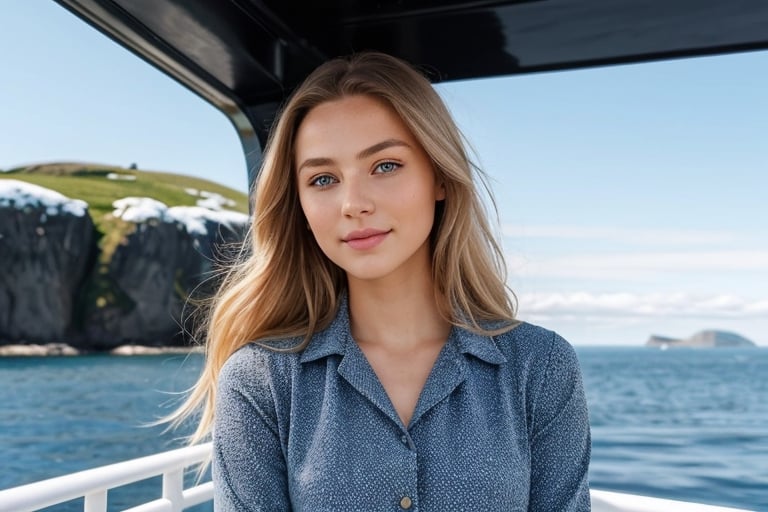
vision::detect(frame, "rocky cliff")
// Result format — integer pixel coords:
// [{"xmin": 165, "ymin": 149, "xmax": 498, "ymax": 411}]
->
[
  {"xmin": 0, "ymin": 181, "xmax": 95, "ymax": 343},
  {"xmin": 0, "ymin": 178, "xmax": 249, "ymax": 351}
]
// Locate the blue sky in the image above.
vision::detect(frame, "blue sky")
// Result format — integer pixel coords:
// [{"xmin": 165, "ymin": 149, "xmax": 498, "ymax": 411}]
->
[{"xmin": 1, "ymin": 1, "xmax": 766, "ymax": 346}]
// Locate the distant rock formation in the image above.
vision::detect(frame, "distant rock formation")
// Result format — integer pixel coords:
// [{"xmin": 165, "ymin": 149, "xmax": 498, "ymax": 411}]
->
[
  {"xmin": 0, "ymin": 343, "xmax": 80, "ymax": 357},
  {"xmin": 646, "ymin": 330, "xmax": 756, "ymax": 348},
  {"xmin": 0, "ymin": 180, "xmax": 249, "ymax": 351}
]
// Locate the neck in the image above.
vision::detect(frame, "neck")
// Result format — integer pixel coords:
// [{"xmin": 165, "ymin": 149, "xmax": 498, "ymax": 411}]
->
[{"xmin": 347, "ymin": 272, "xmax": 450, "ymax": 352}]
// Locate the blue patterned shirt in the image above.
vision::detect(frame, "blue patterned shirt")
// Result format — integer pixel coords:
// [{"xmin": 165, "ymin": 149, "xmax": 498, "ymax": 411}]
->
[{"xmin": 213, "ymin": 298, "xmax": 591, "ymax": 511}]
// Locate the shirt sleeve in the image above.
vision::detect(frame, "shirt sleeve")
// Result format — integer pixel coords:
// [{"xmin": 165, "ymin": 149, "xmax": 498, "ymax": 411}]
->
[
  {"xmin": 528, "ymin": 333, "xmax": 591, "ymax": 511},
  {"xmin": 213, "ymin": 347, "xmax": 291, "ymax": 512}
]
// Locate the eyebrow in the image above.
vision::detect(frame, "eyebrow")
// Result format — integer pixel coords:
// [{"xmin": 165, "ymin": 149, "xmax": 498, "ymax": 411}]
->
[
  {"xmin": 297, "ymin": 138, "xmax": 412, "ymax": 174},
  {"xmin": 356, "ymin": 138, "xmax": 411, "ymax": 160}
]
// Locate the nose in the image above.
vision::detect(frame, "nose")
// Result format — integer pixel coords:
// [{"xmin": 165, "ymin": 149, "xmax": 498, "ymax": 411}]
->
[{"xmin": 341, "ymin": 177, "xmax": 375, "ymax": 217}]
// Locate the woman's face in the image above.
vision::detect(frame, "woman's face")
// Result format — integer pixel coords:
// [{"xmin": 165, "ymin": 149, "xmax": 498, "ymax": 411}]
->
[{"xmin": 295, "ymin": 94, "xmax": 445, "ymax": 285}]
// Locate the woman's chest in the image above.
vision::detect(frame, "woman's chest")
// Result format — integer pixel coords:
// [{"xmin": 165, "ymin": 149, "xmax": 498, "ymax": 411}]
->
[{"xmin": 283, "ymin": 361, "xmax": 531, "ymax": 511}]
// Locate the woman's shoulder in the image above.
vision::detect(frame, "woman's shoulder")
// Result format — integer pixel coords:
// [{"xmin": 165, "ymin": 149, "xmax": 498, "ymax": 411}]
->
[
  {"xmin": 484, "ymin": 322, "xmax": 586, "ymax": 416},
  {"xmin": 218, "ymin": 336, "xmax": 305, "ymax": 391},
  {"xmin": 492, "ymin": 321, "xmax": 580, "ymax": 375},
  {"xmin": 227, "ymin": 336, "xmax": 304, "ymax": 362}
]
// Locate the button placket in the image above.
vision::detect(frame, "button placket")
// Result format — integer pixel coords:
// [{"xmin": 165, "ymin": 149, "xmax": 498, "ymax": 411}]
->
[
  {"xmin": 399, "ymin": 431, "xmax": 416, "ymax": 451},
  {"xmin": 395, "ymin": 431, "xmax": 418, "ymax": 511}
]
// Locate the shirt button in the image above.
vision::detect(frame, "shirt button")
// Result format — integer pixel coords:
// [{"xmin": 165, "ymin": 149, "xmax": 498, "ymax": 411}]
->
[
  {"xmin": 399, "ymin": 496, "xmax": 413, "ymax": 509},
  {"xmin": 400, "ymin": 435, "xmax": 408, "ymax": 444}
]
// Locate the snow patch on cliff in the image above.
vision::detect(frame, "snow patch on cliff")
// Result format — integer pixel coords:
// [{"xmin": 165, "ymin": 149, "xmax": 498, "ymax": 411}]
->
[
  {"xmin": 167, "ymin": 206, "xmax": 249, "ymax": 235},
  {"xmin": 112, "ymin": 197, "xmax": 248, "ymax": 235},
  {"xmin": 106, "ymin": 172, "xmax": 136, "ymax": 181},
  {"xmin": 184, "ymin": 187, "xmax": 237, "ymax": 210},
  {"xmin": 0, "ymin": 179, "xmax": 88, "ymax": 216}
]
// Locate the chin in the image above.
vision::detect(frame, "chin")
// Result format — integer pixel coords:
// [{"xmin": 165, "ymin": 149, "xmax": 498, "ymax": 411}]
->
[
  {"xmin": 335, "ymin": 258, "xmax": 400, "ymax": 282},
  {"xmin": 343, "ymin": 267, "xmax": 394, "ymax": 283}
]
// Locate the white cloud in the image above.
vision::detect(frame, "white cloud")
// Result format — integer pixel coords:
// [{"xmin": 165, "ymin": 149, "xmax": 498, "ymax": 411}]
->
[
  {"xmin": 517, "ymin": 291, "xmax": 768, "ymax": 319},
  {"xmin": 507, "ymin": 250, "xmax": 768, "ymax": 280},
  {"xmin": 502, "ymin": 224, "xmax": 768, "ymax": 345},
  {"xmin": 502, "ymin": 224, "xmax": 741, "ymax": 246}
]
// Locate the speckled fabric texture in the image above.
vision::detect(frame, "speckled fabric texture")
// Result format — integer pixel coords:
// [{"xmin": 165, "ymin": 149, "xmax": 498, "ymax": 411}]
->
[{"xmin": 213, "ymin": 298, "xmax": 591, "ymax": 511}]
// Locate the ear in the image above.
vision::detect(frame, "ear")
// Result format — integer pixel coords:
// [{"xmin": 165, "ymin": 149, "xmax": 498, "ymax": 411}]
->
[{"xmin": 435, "ymin": 180, "xmax": 446, "ymax": 201}]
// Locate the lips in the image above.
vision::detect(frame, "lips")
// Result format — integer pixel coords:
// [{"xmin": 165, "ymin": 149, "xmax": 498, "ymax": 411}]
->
[{"xmin": 343, "ymin": 228, "xmax": 390, "ymax": 250}]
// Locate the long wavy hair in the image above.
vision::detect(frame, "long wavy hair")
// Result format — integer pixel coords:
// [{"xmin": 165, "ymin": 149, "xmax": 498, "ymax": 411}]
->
[{"xmin": 171, "ymin": 52, "xmax": 517, "ymax": 443}]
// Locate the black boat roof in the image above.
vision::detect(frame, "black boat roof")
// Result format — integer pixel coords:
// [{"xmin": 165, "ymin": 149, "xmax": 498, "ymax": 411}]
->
[{"xmin": 53, "ymin": 0, "xmax": 768, "ymax": 180}]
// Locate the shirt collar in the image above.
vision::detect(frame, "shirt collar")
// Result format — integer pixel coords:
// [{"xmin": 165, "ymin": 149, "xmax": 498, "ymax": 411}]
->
[
  {"xmin": 299, "ymin": 293, "xmax": 508, "ymax": 366},
  {"xmin": 299, "ymin": 294, "xmax": 352, "ymax": 364},
  {"xmin": 452, "ymin": 325, "xmax": 508, "ymax": 365}
]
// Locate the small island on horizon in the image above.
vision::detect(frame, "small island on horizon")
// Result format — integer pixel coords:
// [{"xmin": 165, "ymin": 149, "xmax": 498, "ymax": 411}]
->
[{"xmin": 646, "ymin": 330, "xmax": 756, "ymax": 348}]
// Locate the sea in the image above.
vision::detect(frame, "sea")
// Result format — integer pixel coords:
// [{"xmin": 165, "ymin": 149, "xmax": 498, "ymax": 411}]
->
[{"xmin": 1, "ymin": 347, "xmax": 767, "ymax": 511}]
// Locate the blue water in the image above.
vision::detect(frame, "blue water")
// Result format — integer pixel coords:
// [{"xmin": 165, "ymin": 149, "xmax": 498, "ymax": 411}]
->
[
  {"xmin": 1, "ymin": 354, "xmax": 210, "ymax": 511},
  {"xmin": 1, "ymin": 348, "xmax": 767, "ymax": 511},
  {"xmin": 581, "ymin": 347, "xmax": 768, "ymax": 510}
]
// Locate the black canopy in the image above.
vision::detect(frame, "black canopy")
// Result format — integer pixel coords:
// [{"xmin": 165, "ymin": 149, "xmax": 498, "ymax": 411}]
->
[{"xmin": 54, "ymin": 0, "xmax": 768, "ymax": 181}]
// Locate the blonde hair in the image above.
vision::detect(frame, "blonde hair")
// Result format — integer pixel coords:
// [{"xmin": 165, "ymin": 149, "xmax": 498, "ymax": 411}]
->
[{"xmin": 172, "ymin": 52, "xmax": 517, "ymax": 443}]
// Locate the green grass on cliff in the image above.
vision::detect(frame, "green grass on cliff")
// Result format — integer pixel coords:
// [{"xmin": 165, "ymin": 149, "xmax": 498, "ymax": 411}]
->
[{"xmin": 1, "ymin": 162, "xmax": 250, "ymax": 220}]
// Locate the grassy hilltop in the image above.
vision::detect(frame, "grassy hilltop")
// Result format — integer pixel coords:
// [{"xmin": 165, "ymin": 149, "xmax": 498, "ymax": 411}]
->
[{"xmin": 1, "ymin": 162, "xmax": 250, "ymax": 221}]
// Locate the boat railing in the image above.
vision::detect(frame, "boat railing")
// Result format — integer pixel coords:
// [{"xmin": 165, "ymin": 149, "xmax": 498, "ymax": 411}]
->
[
  {"xmin": 0, "ymin": 443, "xmax": 212, "ymax": 512},
  {"xmin": 590, "ymin": 489, "xmax": 754, "ymax": 512},
  {"xmin": 0, "ymin": 442, "xmax": 756, "ymax": 512}
]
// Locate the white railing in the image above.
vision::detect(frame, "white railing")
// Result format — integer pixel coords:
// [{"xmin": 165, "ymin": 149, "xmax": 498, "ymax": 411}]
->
[
  {"xmin": 0, "ymin": 443, "xmax": 756, "ymax": 512},
  {"xmin": 0, "ymin": 443, "xmax": 212, "ymax": 512},
  {"xmin": 590, "ymin": 490, "xmax": 754, "ymax": 512}
]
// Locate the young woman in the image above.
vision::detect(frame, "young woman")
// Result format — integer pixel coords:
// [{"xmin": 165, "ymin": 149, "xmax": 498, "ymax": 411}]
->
[{"xmin": 174, "ymin": 52, "xmax": 591, "ymax": 511}]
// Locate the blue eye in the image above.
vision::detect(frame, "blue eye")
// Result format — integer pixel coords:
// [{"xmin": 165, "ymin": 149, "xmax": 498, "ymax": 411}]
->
[
  {"xmin": 375, "ymin": 161, "xmax": 400, "ymax": 174},
  {"xmin": 310, "ymin": 175, "xmax": 336, "ymax": 187}
]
